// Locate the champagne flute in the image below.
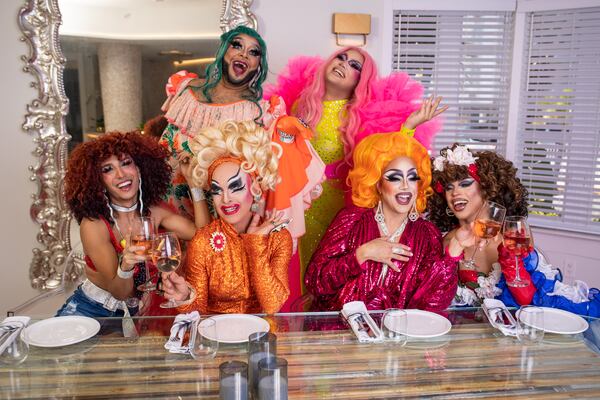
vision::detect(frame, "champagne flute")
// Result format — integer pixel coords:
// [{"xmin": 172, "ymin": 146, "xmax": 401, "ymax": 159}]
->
[
  {"xmin": 153, "ymin": 232, "xmax": 183, "ymax": 308},
  {"xmin": 503, "ymin": 216, "xmax": 533, "ymax": 288},
  {"xmin": 132, "ymin": 216, "xmax": 157, "ymax": 292},
  {"xmin": 462, "ymin": 200, "xmax": 506, "ymax": 270}
]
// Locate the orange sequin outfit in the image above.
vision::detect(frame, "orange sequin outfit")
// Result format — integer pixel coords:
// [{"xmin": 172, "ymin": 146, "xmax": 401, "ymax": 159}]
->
[{"xmin": 178, "ymin": 218, "xmax": 292, "ymax": 314}]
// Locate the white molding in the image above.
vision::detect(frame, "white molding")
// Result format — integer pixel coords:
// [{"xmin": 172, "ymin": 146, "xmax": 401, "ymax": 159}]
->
[
  {"xmin": 517, "ymin": 0, "xmax": 600, "ymax": 12},
  {"xmin": 504, "ymin": 10, "xmax": 527, "ymax": 162},
  {"xmin": 381, "ymin": 0, "xmax": 395, "ymax": 77},
  {"xmin": 388, "ymin": 0, "xmax": 516, "ymax": 11}
]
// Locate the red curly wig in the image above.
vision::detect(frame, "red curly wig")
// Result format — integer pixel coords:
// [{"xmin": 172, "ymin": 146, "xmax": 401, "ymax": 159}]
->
[{"xmin": 66, "ymin": 131, "xmax": 172, "ymax": 223}]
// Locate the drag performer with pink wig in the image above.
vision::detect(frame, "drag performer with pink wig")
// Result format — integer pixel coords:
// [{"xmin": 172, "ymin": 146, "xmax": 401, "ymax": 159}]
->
[{"xmin": 265, "ymin": 47, "xmax": 446, "ymax": 306}]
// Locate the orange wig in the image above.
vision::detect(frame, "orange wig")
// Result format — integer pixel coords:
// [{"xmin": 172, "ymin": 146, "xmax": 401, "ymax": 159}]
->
[{"xmin": 348, "ymin": 132, "xmax": 432, "ymax": 211}]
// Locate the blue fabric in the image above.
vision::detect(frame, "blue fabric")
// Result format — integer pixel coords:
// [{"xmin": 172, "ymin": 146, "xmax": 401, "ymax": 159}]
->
[
  {"xmin": 56, "ymin": 286, "xmax": 138, "ymax": 318},
  {"xmin": 496, "ymin": 250, "xmax": 600, "ymax": 317}
]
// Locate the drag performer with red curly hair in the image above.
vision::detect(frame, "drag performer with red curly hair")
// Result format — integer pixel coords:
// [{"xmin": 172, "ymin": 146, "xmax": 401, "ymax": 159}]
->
[
  {"xmin": 305, "ymin": 132, "xmax": 477, "ymax": 312},
  {"xmin": 56, "ymin": 132, "xmax": 206, "ymax": 320}
]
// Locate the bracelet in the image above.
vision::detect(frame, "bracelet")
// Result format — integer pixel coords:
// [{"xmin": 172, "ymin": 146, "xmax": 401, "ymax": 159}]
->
[
  {"xmin": 177, "ymin": 283, "xmax": 197, "ymax": 306},
  {"xmin": 117, "ymin": 265, "xmax": 134, "ymax": 279},
  {"xmin": 190, "ymin": 187, "xmax": 205, "ymax": 202}
]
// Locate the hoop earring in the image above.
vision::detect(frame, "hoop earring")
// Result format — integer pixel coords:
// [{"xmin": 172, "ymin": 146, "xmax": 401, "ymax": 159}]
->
[
  {"xmin": 409, "ymin": 204, "xmax": 419, "ymax": 222},
  {"xmin": 446, "ymin": 207, "xmax": 454, "ymax": 217}
]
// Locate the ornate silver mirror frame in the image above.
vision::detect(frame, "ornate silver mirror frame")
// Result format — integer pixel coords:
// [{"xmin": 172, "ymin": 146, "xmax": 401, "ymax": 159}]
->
[{"xmin": 18, "ymin": 0, "xmax": 257, "ymax": 290}]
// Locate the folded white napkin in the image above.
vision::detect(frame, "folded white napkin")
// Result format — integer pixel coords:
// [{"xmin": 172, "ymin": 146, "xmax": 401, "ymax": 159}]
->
[
  {"xmin": 341, "ymin": 301, "xmax": 383, "ymax": 343},
  {"xmin": 165, "ymin": 311, "xmax": 200, "ymax": 354},
  {"xmin": 0, "ymin": 316, "xmax": 30, "ymax": 354},
  {"xmin": 482, "ymin": 299, "xmax": 518, "ymax": 337}
]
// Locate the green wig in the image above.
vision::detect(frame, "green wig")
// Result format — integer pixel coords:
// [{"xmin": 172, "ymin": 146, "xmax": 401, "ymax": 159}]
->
[{"xmin": 201, "ymin": 26, "xmax": 268, "ymax": 123}]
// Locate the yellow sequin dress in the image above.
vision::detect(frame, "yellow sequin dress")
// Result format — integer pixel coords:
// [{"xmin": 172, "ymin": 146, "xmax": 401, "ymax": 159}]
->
[{"xmin": 299, "ymin": 99, "xmax": 348, "ymax": 281}]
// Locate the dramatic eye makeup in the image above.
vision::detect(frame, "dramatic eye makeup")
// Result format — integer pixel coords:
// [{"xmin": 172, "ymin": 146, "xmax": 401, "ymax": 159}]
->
[
  {"xmin": 445, "ymin": 178, "xmax": 475, "ymax": 191},
  {"xmin": 101, "ymin": 164, "xmax": 113, "ymax": 174},
  {"xmin": 384, "ymin": 168, "xmax": 420, "ymax": 183},
  {"xmin": 227, "ymin": 169, "xmax": 246, "ymax": 193},
  {"xmin": 249, "ymin": 47, "xmax": 262, "ymax": 57},
  {"xmin": 209, "ymin": 182, "xmax": 223, "ymax": 196},
  {"xmin": 230, "ymin": 39, "xmax": 242, "ymax": 49},
  {"xmin": 336, "ymin": 53, "xmax": 362, "ymax": 72}
]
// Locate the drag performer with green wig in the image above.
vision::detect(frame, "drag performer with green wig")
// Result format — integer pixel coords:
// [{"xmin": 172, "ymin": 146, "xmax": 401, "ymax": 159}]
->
[{"xmin": 160, "ymin": 26, "xmax": 275, "ymax": 221}]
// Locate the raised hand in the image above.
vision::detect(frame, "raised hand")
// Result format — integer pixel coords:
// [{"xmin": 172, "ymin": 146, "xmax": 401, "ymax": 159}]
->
[
  {"xmin": 404, "ymin": 95, "xmax": 448, "ymax": 130},
  {"xmin": 119, "ymin": 230, "xmax": 146, "ymax": 273},
  {"xmin": 355, "ymin": 236, "xmax": 413, "ymax": 271},
  {"xmin": 246, "ymin": 210, "xmax": 288, "ymax": 235},
  {"xmin": 176, "ymin": 151, "xmax": 195, "ymax": 185}
]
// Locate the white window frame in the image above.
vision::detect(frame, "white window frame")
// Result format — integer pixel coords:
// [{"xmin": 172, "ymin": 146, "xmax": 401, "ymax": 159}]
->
[{"xmin": 382, "ymin": 0, "xmax": 600, "ymax": 238}]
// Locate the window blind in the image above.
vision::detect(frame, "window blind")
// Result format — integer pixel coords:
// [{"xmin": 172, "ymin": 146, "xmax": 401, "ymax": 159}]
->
[
  {"xmin": 516, "ymin": 7, "xmax": 600, "ymax": 235},
  {"xmin": 393, "ymin": 10, "xmax": 514, "ymax": 154}
]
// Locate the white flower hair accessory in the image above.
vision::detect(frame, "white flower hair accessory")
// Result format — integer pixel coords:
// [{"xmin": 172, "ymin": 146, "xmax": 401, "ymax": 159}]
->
[{"xmin": 433, "ymin": 145, "xmax": 478, "ymax": 172}]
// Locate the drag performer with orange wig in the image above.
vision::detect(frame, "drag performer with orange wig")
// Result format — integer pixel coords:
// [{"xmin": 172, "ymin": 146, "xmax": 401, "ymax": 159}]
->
[
  {"xmin": 161, "ymin": 121, "xmax": 292, "ymax": 314},
  {"xmin": 305, "ymin": 132, "xmax": 476, "ymax": 312}
]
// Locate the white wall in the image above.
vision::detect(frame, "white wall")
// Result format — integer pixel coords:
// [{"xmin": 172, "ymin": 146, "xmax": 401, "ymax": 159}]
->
[
  {"xmin": 255, "ymin": 0, "xmax": 386, "ymax": 83},
  {"xmin": 0, "ymin": 0, "xmax": 46, "ymax": 314}
]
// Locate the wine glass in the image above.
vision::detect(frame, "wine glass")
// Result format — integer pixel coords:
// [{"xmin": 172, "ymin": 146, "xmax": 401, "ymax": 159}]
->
[
  {"xmin": 132, "ymin": 216, "xmax": 156, "ymax": 292},
  {"xmin": 380, "ymin": 309, "xmax": 408, "ymax": 346},
  {"xmin": 503, "ymin": 216, "xmax": 533, "ymax": 288},
  {"xmin": 152, "ymin": 232, "xmax": 183, "ymax": 308},
  {"xmin": 462, "ymin": 200, "xmax": 506, "ymax": 270}
]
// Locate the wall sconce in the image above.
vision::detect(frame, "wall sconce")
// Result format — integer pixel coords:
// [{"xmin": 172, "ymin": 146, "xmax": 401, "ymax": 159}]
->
[{"xmin": 332, "ymin": 13, "xmax": 371, "ymax": 47}]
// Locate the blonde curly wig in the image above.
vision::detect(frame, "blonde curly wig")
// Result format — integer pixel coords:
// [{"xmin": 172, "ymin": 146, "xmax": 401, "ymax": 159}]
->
[{"xmin": 188, "ymin": 120, "xmax": 282, "ymax": 193}]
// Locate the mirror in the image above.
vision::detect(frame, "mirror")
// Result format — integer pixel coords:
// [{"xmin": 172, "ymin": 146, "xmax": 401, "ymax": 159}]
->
[{"xmin": 18, "ymin": 0, "xmax": 257, "ymax": 289}]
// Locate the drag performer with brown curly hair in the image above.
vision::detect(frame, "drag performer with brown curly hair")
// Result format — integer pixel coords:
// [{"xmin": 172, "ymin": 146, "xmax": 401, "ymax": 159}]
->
[
  {"xmin": 428, "ymin": 145, "xmax": 600, "ymax": 317},
  {"xmin": 56, "ymin": 132, "xmax": 207, "ymax": 319}
]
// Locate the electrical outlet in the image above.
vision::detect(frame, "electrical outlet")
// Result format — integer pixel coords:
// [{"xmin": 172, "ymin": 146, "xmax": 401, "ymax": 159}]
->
[{"xmin": 563, "ymin": 260, "xmax": 576, "ymax": 285}]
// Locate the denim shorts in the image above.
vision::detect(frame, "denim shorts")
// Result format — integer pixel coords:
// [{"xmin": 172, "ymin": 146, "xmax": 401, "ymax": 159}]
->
[{"xmin": 56, "ymin": 286, "xmax": 138, "ymax": 318}]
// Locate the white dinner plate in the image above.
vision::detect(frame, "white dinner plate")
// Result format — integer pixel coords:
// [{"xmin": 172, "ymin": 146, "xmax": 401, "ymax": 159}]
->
[
  {"xmin": 21, "ymin": 316, "xmax": 100, "ymax": 348},
  {"xmin": 385, "ymin": 309, "xmax": 452, "ymax": 338},
  {"xmin": 517, "ymin": 307, "xmax": 589, "ymax": 335},
  {"xmin": 199, "ymin": 314, "xmax": 269, "ymax": 344}
]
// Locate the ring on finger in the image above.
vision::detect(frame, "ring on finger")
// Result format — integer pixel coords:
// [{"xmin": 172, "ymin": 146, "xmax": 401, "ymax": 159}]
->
[{"xmin": 392, "ymin": 247, "xmax": 404, "ymax": 255}]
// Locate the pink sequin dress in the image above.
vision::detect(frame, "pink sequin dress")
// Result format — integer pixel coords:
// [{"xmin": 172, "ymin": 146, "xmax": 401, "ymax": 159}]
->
[{"xmin": 305, "ymin": 205, "xmax": 460, "ymax": 312}]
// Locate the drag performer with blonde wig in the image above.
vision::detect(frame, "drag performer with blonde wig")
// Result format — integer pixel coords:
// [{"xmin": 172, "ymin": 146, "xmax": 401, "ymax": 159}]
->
[
  {"xmin": 161, "ymin": 120, "xmax": 292, "ymax": 314},
  {"xmin": 305, "ymin": 132, "xmax": 477, "ymax": 312}
]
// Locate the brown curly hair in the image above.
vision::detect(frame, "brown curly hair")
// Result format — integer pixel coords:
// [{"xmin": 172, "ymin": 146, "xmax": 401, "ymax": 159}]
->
[
  {"xmin": 66, "ymin": 131, "xmax": 172, "ymax": 223},
  {"xmin": 427, "ymin": 144, "xmax": 529, "ymax": 233}
]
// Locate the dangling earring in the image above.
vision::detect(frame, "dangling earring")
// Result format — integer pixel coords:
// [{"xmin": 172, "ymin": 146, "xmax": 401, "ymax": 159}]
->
[
  {"xmin": 250, "ymin": 194, "xmax": 261, "ymax": 213},
  {"xmin": 446, "ymin": 207, "xmax": 454, "ymax": 217},
  {"xmin": 250, "ymin": 181, "xmax": 262, "ymax": 213},
  {"xmin": 409, "ymin": 204, "xmax": 419, "ymax": 222},
  {"xmin": 137, "ymin": 169, "xmax": 144, "ymax": 216}
]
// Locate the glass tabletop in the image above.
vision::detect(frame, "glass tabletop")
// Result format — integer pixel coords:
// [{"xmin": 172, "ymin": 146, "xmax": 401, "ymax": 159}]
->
[{"xmin": 2, "ymin": 308, "xmax": 600, "ymax": 399}]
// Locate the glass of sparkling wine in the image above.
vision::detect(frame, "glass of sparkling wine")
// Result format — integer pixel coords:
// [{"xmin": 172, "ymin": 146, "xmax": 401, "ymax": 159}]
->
[
  {"xmin": 503, "ymin": 216, "xmax": 533, "ymax": 288},
  {"xmin": 132, "ymin": 216, "xmax": 156, "ymax": 292},
  {"xmin": 462, "ymin": 200, "xmax": 506, "ymax": 270},
  {"xmin": 153, "ymin": 232, "xmax": 183, "ymax": 308}
]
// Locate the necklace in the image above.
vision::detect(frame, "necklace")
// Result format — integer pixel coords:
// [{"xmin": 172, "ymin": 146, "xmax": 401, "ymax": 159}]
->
[
  {"xmin": 110, "ymin": 202, "xmax": 138, "ymax": 213},
  {"xmin": 374, "ymin": 201, "xmax": 409, "ymax": 285},
  {"xmin": 109, "ymin": 202, "xmax": 138, "ymax": 247}
]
